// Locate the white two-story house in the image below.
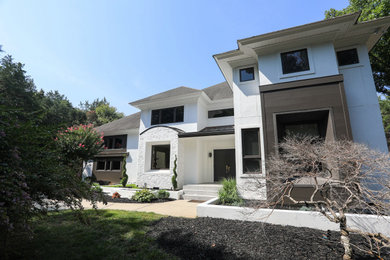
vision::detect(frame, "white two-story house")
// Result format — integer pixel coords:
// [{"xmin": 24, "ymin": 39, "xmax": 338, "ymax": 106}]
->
[{"xmin": 88, "ymin": 13, "xmax": 389, "ymax": 200}]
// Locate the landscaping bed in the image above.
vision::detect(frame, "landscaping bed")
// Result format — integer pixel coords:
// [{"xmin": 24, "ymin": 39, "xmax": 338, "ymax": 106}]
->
[
  {"xmin": 103, "ymin": 194, "xmax": 174, "ymax": 203},
  {"xmin": 148, "ymin": 216, "xmax": 389, "ymax": 259}
]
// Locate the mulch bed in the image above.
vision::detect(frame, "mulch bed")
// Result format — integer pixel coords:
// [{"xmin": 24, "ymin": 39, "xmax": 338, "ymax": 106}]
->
[
  {"xmin": 147, "ymin": 217, "xmax": 389, "ymax": 260},
  {"xmin": 103, "ymin": 194, "xmax": 173, "ymax": 204}
]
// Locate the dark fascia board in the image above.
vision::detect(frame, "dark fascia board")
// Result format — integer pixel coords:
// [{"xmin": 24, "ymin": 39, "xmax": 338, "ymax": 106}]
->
[
  {"xmin": 259, "ymin": 74, "xmax": 344, "ymax": 93},
  {"xmin": 95, "ymin": 151, "xmax": 129, "ymax": 157},
  {"xmin": 178, "ymin": 130, "xmax": 234, "ymax": 138},
  {"xmin": 140, "ymin": 125, "xmax": 184, "ymax": 135}
]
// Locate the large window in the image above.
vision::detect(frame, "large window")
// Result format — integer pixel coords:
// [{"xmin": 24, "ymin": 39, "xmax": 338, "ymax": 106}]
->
[
  {"xmin": 337, "ymin": 48, "xmax": 359, "ymax": 66},
  {"xmin": 208, "ymin": 108, "xmax": 234, "ymax": 118},
  {"xmin": 95, "ymin": 157, "xmax": 122, "ymax": 171},
  {"xmin": 151, "ymin": 106, "xmax": 184, "ymax": 125},
  {"xmin": 151, "ymin": 145, "xmax": 170, "ymax": 170},
  {"xmin": 242, "ymin": 128, "xmax": 261, "ymax": 174},
  {"xmin": 103, "ymin": 135, "xmax": 127, "ymax": 149},
  {"xmin": 281, "ymin": 49, "xmax": 310, "ymax": 74},
  {"xmin": 239, "ymin": 67, "xmax": 255, "ymax": 82}
]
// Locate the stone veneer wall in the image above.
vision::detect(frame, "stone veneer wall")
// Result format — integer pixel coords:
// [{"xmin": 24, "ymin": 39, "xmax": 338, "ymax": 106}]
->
[{"xmin": 136, "ymin": 127, "xmax": 180, "ymax": 189}]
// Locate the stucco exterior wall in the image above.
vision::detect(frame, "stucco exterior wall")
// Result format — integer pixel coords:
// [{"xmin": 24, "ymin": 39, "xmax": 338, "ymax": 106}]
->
[
  {"xmin": 136, "ymin": 127, "xmax": 180, "ymax": 189},
  {"xmin": 126, "ymin": 131, "xmax": 139, "ymax": 184}
]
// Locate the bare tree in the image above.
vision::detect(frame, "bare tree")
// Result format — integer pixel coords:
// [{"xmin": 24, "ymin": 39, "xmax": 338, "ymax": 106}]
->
[{"xmin": 259, "ymin": 136, "xmax": 390, "ymax": 260}]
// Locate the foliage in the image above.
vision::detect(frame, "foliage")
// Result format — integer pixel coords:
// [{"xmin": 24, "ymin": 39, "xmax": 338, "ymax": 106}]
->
[
  {"xmin": 104, "ymin": 183, "xmax": 139, "ymax": 188},
  {"xmin": 218, "ymin": 178, "xmax": 243, "ymax": 206},
  {"xmin": 325, "ymin": 0, "xmax": 390, "ymax": 94},
  {"xmin": 263, "ymin": 136, "xmax": 390, "ymax": 259},
  {"xmin": 156, "ymin": 190, "xmax": 170, "ymax": 199},
  {"xmin": 379, "ymin": 96, "xmax": 390, "ymax": 148},
  {"xmin": 132, "ymin": 189, "xmax": 156, "ymax": 203},
  {"xmin": 55, "ymin": 124, "xmax": 104, "ymax": 163},
  {"xmin": 171, "ymin": 155, "xmax": 178, "ymax": 190},
  {"xmin": 80, "ymin": 98, "xmax": 124, "ymax": 126},
  {"xmin": 5, "ymin": 210, "xmax": 173, "ymax": 259},
  {"xmin": 120, "ymin": 155, "xmax": 128, "ymax": 187}
]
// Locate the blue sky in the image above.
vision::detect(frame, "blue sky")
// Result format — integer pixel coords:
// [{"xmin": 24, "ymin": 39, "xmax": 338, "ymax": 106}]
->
[{"xmin": 0, "ymin": 0, "xmax": 349, "ymax": 115}]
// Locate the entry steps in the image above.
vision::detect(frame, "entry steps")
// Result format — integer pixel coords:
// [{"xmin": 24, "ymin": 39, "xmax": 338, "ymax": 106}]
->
[{"xmin": 182, "ymin": 184, "xmax": 222, "ymax": 201}]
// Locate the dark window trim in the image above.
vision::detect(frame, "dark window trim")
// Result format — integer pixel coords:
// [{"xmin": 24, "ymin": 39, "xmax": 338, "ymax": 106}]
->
[
  {"xmin": 151, "ymin": 144, "xmax": 171, "ymax": 170},
  {"xmin": 239, "ymin": 67, "xmax": 255, "ymax": 82},
  {"xmin": 208, "ymin": 108, "xmax": 234, "ymax": 118},
  {"xmin": 241, "ymin": 128, "xmax": 261, "ymax": 174},
  {"xmin": 336, "ymin": 48, "xmax": 359, "ymax": 67},
  {"xmin": 151, "ymin": 106, "xmax": 184, "ymax": 125},
  {"xmin": 281, "ymin": 48, "xmax": 310, "ymax": 75},
  {"xmin": 103, "ymin": 135, "xmax": 127, "ymax": 150},
  {"xmin": 95, "ymin": 157, "xmax": 123, "ymax": 172}
]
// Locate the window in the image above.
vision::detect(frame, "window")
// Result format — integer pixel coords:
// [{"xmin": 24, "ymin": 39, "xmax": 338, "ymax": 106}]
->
[
  {"xmin": 95, "ymin": 157, "xmax": 122, "ymax": 171},
  {"xmin": 239, "ymin": 67, "xmax": 255, "ymax": 82},
  {"xmin": 151, "ymin": 106, "xmax": 184, "ymax": 125},
  {"xmin": 151, "ymin": 145, "xmax": 170, "ymax": 170},
  {"xmin": 103, "ymin": 135, "xmax": 127, "ymax": 149},
  {"xmin": 208, "ymin": 108, "xmax": 234, "ymax": 118},
  {"xmin": 337, "ymin": 48, "xmax": 359, "ymax": 66},
  {"xmin": 242, "ymin": 128, "xmax": 261, "ymax": 174},
  {"xmin": 281, "ymin": 49, "xmax": 310, "ymax": 74}
]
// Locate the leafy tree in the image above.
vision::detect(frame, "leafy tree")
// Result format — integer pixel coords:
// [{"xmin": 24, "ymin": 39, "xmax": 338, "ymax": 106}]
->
[
  {"xmin": 80, "ymin": 98, "xmax": 124, "ymax": 126},
  {"xmin": 379, "ymin": 96, "xmax": 390, "ymax": 147},
  {"xmin": 325, "ymin": 0, "xmax": 390, "ymax": 94}
]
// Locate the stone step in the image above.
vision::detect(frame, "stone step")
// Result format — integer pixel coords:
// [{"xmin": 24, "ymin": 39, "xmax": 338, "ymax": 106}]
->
[
  {"xmin": 183, "ymin": 184, "xmax": 222, "ymax": 192},
  {"xmin": 182, "ymin": 194, "xmax": 216, "ymax": 202},
  {"xmin": 183, "ymin": 189, "xmax": 219, "ymax": 196}
]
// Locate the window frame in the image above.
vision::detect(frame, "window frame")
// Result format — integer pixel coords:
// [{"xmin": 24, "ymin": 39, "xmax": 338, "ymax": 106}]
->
[
  {"xmin": 239, "ymin": 67, "xmax": 255, "ymax": 82},
  {"xmin": 241, "ymin": 128, "xmax": 261, "ymax": 174},
  {"xmin": 95, "ymin": 157, "xmax": 123, "ymax": 172},
  {"xmin": 151, "ymin": 106, "xmax": 184, "ymax": 125},
  {"xmin": 278, "ymin": 47, "xmax": 315, "ymax": 79},
  {"xmin": 280, "ymin": 48, "xmax": 310, "ymax": 75},
  {"xmin": 103, "ymin": 135, "xmax": 127, "ymax": 150},
  {"xmin": 208, "ymin": 108, "xmax": 234, "ymax": 119},
  {"xmin": 336, "ymin": 48, "xmax": 359, "ymax": 67},
  {"xmin": 151, "ymin": 144, "xmax": 171, "ymax": 170}
]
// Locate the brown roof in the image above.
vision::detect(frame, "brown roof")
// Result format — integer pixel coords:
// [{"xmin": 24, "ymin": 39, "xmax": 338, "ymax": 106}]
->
[{"xmin": 95, "ymin": 112, "xmax": 141, "ymax": 134}]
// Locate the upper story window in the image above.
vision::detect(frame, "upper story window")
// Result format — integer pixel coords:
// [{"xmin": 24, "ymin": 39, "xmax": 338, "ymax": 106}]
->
[
  {"xmin": 336, "ymin": 48, "xmax": 359, "ymax": 66},
  {"xmin": 208, "ymin": 108, "xmax": 234, "ymax": 118},
  {"xmin": 151, "ymin": 106, "xmax": 184, "ymax": 125},
  {"xmin": 281, "ymin": 49, "xmax": 310, "ymax": 74},
  {"xmin": 239, "ymin": 67, "xmax": 255, "ymax": 82},
  {"xmin": 103, "ymin": 135, "xmax": 127, "ymax": 149}
]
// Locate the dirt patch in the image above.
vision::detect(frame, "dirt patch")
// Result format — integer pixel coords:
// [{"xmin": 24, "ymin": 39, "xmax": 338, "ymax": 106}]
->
[{"xmin": 147, "ymin": 217, "xmax": 389, "ymax": 259}]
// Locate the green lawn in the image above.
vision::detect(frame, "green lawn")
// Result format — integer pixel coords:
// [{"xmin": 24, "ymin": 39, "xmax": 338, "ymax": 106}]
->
[{"xmin": 7, "ymin": 210, "xmax": 176, "ymax": 260}]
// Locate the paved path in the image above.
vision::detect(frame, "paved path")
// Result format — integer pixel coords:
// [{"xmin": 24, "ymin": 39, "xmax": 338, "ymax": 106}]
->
[{"xmin": 82, "ymin": 200, "xmax": 200, "ymax": 218}]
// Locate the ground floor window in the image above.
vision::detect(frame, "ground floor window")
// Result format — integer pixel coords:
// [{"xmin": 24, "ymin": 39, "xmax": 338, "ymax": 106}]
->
[
  {"xmin": 95, "ymin": 157, "xmax": 122, "ymax": 171},
  {"xmin": 151, "ymin": 145, "xmax": 170, "ymax": 170},
  {"xmin": 241, "ymin": 128, "xmax": 261, "ymax": 174}
]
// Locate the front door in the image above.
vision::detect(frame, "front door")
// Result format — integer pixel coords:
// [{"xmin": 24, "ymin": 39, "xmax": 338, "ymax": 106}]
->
[{"xmin": 214, "ymin": 149, "xmax": 236, "ymax": 182}]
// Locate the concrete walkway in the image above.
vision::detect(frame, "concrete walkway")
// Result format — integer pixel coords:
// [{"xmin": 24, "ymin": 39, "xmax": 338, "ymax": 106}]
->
[{"xmin": 81, "ymin": 200, "xmax": 200, "ymax": 218}]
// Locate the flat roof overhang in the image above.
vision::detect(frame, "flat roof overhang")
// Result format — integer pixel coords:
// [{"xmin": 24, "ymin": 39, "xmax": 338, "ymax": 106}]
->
[{"xmin": 178, "ymin": 125, "xmax": 234, "ymax": 138}]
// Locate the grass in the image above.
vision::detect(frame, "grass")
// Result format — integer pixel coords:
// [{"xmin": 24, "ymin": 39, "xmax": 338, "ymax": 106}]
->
[
  {"xmin": 6, "ymin": 210, "xmax": 176, "ymax": 260},
  {"xmin": 103, "ymin": 183, "xmax": 139, "ymax": 188}
]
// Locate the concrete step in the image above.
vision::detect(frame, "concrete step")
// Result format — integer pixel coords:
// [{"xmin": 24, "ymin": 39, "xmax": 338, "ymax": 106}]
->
[
  {"xmin": 182, "ymin": 194, "xmax": 216, "ymax": 201},
  {"xmin": 183, "ymin": 189, "xmax": 220, "ymax": 196},
  {"xmin": 183, "ymin": 184, "xmax": 222, "ymax": 192}
]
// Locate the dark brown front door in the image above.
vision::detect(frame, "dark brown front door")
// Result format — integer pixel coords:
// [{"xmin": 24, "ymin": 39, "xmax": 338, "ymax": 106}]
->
[{"xmin": 214, "ymin": 149, "xmax": 236, "ymax": 182}]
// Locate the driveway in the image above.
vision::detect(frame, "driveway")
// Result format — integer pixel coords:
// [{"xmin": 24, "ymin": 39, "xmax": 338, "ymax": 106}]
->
[{"xmin": 82, "ymin": 199, "xmax": 200, "ymax": 218}]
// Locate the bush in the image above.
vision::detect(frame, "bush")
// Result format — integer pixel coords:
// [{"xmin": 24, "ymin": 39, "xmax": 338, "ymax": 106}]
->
[
  {"xmin": 156, "ymin": 190, "xmax": 170, "ymax": 199},
  {"xmin": 120, "ymin": 156, "xmax": 128, "ymax": 187},
  {"xmin": 132, "ymin": 189, "xmax": 156, "ymax": 203},
  {"xmin": 218, "ymin": 178, "xmax": 243, "ymax": 206}
]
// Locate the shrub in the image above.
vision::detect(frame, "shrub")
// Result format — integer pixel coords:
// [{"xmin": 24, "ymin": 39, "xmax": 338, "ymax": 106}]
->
[
  {"xmin": 132, "ymin": 189, "xmax": 156, "ymax": 203},
  {"xmin": 120, "ymin": 156, "xmax": 128, "ymax": 187},
  {"xmin": 218, "ymin": 178, "xmax": 243, "ymax": 206},
  {"xmin": 156, "ymin": 190, "xmax": 170, "ymax": 199},
  {"xmin": 171, "ymin": 155, "xmax": 178, "ymax": 190}
]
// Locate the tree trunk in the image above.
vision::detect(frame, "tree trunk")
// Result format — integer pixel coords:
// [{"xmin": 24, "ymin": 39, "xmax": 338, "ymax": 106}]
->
[{"xmin": 340, "ymin": 217, "xmax": 352, "ymax": 260}]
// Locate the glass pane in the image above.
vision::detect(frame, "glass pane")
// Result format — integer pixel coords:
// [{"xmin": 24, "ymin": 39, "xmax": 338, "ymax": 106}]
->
[
  {"xmin": 161, "ymin": 108, "xmax": 174, "ymax": 124},
  {"xmin": 103, "ymin": 137, "xmax": 113, "ymax": 149},
  {"xmin": 242, "ymin": 128, "xmax": 259, "ymax": 156},
  {"xmin": 96, "ymin": 160, "xmax": 105, "ymax": 170},
  {"xmin": 105, "ymin": 160, "xmax": 111, "ymax": 170},
  {"xmin": 285, "ymin": 123, "xmax": 319, "ymax": 138},
  {"xmin": 208, "ymin": 108, "xmax": 234, "ymax": 118},
  {"xmin": 281, "ymin": 49, "xmax": 310, "ymax": 74},
  {"xmin": 243, "ymin": 158, "xmax": 261, "ymax": 174},
  {"xmin": 151, "ymin": 145, "xmax": 170, "ymax": 169},
  {"xmin": 114, "ymin": 138, "xmax": 123, "ymax": 149},
  {"xmin": 240, "ymin": 67, "xmax": 255, "ymax": 82},
  {"xmin": 151, "ymin": 110, "xmax": 160, "ymax": 125},
  {"xmin": 112, "ymin": 160, "xmax": 121, "ymax": 170},
  {"xmin": 337, "ymin": 49, "xmax": 359, "ymax": 66},
  {"xmin": 175, "ymin": 106, "xmax": 184, "ymax": 122}
]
